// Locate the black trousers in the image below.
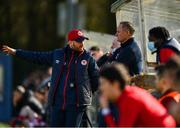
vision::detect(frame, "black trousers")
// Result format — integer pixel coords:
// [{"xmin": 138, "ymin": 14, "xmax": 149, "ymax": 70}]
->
[{"xmin": 49, "ymin": 105, "xmax": 92, "ymax": 127}]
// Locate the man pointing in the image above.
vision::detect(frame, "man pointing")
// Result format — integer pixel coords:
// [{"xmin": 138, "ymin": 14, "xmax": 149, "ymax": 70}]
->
[{"xmin": 2, "ymin": 29, "xmax": 99, "ymax": 127}]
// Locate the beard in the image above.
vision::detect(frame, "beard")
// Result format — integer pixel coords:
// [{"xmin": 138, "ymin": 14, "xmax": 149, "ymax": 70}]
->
[{"xmin": 71, "ymin": 43, "xmax": 84, "ymax": 52}]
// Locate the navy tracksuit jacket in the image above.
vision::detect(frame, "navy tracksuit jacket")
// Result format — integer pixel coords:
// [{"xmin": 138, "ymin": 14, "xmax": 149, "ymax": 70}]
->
[
  {"xmin": 16, "ymin": 45, "xmax": 99, "ymax": 126},
  {"xmin": 109, "ymin": 37, "xmax": 143, "ymax": 76}
]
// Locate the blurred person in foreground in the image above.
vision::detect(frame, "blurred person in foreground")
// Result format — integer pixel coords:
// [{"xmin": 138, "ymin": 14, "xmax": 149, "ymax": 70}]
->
[
  {"xmin": 109, "ymin": 21, "xmax": 142, "ymax": 76},
  {"xmin": 22, "ymin": 70, "xmax": 46, "ymax": 91},
  {"xmin": 89, "ymin": 46, "xmax": 103, "ymax": 61},
  {"xmin": 148, "ymin": 26, "xmax": 180, "ymax": 64},
  {"xmin": 97, "ymin": 37, "xmax": 121, "ymax": 67},
  {"xmin": 99, "ymin": 63, "xmax": 176, "ymax": 127},
  {"xmin": 20, "ymin": 87, "xmax": 47, "ymax": 117},
  {"xmin": 88, "ymin": 42, "xmax": 120, "ymax": 126},
  {"xmin": 18, "ymin": 87, "xmax": 47, "ymax": 127},
  {"xmin": 156, "ymin": 55, "xmax": 180, "ymax": 126},
  {"xmin": 11, "ymin": 86, "xmax": 47, "ymax": 127},
  {"xmin": 97, "ymin": 37, "xmax": 121, "ymax": 127},
  {"xmin": 38, "ymin": 77, "xmax": 51, "ymax": 123},
  {"xmin": 2, "ymin": 29, "xmax": 99, "ymax": 127},
  {"xmin": 173, "ymin": 55, "xmax": 180, "ymax": 92},
  {"xmin": 172, "ymin": 58, "xmax": 180, "ymax": 125},
  {"xmin": 12, "ymin": 85, "xmax": 26, "ymax": 117}
]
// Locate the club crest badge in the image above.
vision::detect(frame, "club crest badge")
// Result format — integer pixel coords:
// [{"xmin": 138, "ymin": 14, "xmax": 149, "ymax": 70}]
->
[{"xmin": 81, "ymin": 60, "xmax": 87, "ymax": 66}]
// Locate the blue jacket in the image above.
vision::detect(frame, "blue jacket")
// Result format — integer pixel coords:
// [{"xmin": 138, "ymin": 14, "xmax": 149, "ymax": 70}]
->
[
  {"xmin": 109, "ymin": 38, "xmax": 142, "ymax": 76},
  {"xmin": 16, "ymin": 45, "xmax": 99, "ymax": 109}
]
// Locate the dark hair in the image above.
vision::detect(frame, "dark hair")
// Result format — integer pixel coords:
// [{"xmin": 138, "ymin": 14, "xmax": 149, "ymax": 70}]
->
[
  {"xmin": 89, "ymin": 46, "xmax": 100, "ymax": 51},
  {"xmin": 120, "ymin": 21, "xmax": 135, "ymax": 35},
  {"xmin": 155, "ymin": 55, "xmax": 180, "ymax": 80},
  {"xmin": 149, "ymin": 26, "xmax": 170, "ymax": 41},
  {"xmin": 100, "ymin": 63, "xmax": 130, "ymax": 90},
  {"xmin": 155, "ymin": 64, "xmax": 166, "ymax": 79}
]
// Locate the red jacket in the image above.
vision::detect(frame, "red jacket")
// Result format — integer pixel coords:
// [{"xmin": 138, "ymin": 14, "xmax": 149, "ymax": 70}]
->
[
  {"xmin": 104, "ymin": 86, "xmax": 176, "ymax": 127},
  {"xmin": 159, "ymin": 90, "xmax": 180, "ymax": 126},
  {"xmin": 158, "ymin": 38, "xmax": 180, "ymax": 64},
  {"xmin": 159, "ymin": 90, "xmax": 180, "ymax": 110},
  {"xmin": 159, "ymin": 48, "xmax": 176, "ymax": 63}
]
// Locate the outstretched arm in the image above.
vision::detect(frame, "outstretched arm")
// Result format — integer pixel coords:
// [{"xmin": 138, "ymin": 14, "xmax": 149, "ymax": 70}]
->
[
  {"xmin": 2, "ymin": 45, "xmax": 53, "ymax": 66},
  {"xmin": 2, "ymin": 45, "xmax": 16, "ymax": 55}
]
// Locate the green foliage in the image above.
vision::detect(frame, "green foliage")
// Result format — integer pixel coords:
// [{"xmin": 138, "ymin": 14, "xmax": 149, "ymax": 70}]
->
[
  {"xmin": 82, "ymin": 0, "xmax": 117, "ymax": 34},
  {"xmin": 0, "ymin": 0, "xmax": 60, "ymax": 50}
]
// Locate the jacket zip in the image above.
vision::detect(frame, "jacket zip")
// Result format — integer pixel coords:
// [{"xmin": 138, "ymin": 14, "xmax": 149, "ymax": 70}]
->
[
  {"xmin": 52, "ymin": 54, "xmax": 66, "ymax": 105},
  {"xmin": 62, "ymin": 51, "xmax": 74, "ymax": 110},
  {"xmin": 75, "ymin": 52, "xmax": 84, "ymax": 107}
]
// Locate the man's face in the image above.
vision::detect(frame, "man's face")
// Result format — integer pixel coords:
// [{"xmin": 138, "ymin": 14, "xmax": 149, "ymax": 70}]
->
[
  {"xmin": 69, "ymin": 41, "xmax": 84, "ymax": 52},
  {"xmin": 99, "ymin": 77, "xmax": 120, "ymax": 101},
  {"xmin": 116, "ymin": 24, "xmax": 131, "ymax": 43},
  {"xmin": 90, "ymin": 50, "xmax": 103, "ymax": 61},
  {"xmin": 148, "ymin": 35, "xmax": 156, "ymax": 42},
  {"xmin": 148, "ymin": 35, "xmax": 162, "ymax": 48}
]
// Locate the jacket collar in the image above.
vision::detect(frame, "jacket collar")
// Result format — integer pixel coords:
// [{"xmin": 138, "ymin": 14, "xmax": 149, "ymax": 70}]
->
[
  {"xmin": 162, "ymin": 88, "xmax": 176, "ymax": 96},
  {"xmin": 64, "ymin": 45, "xmax": 88, "ymax": 59},
  {"xmin": 121, "ymin": 37, "xmax": 134, "ymax": 48},
  {"xmin": 152, "ymin": 38, "xmax": 172, "ymax": 54}
]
